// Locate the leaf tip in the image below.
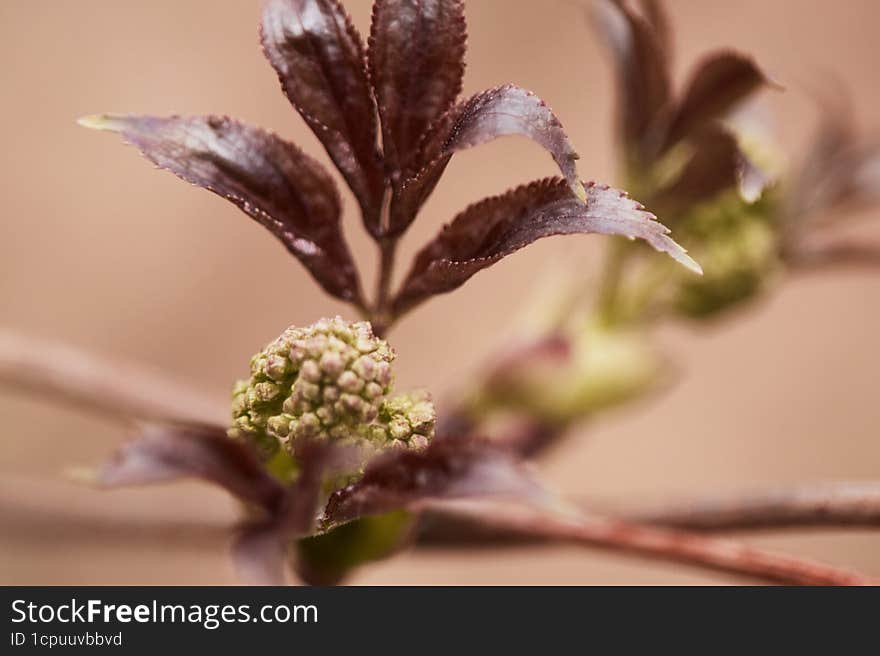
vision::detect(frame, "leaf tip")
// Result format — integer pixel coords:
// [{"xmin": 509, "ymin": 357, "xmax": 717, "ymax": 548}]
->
[
  {"xmin": 77, "ymin": 114, "xmax": 122, "ymax": 132},
  {"xmin": 676, "ymin": 249, "xmax": 703, "ymax": 275},
  {"xmin": 64, "ymin": 465, "xmax": 100, "ymax": 485},
  {"xmin": 764, "ymin": 71, "xmax": 785, "ymax": 92},
  {"xmin": 658, "ymin": 224, "xmax": 703, "ymax": 275},
  {"xmin": 739, "ymin": 184, "xmax": 763, "ymax": 205}
]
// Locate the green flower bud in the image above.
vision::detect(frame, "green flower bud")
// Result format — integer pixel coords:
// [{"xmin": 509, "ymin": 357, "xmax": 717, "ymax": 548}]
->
[
  {"xmin": 229, "ymin": 317, "xmax": 434, "ymax": 457},
  {"xmin": 674, "ymin": 193, "xmax": 780, "ymax": 319},
  {"xmin": 469, "ymin": 321, "xmax": 661, "ymax": 425},
  {"xmin": 378, "ymin": 391, "xmax": 436, "ymax": 450}
]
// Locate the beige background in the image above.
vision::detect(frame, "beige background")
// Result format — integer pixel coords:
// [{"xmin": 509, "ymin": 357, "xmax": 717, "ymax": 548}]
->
[{"xmin": 1, "ymin": 0, "xmax": 878, "ymax": 584}]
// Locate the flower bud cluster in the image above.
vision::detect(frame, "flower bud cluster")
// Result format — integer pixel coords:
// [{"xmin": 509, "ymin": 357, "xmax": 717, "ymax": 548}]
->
[
  {"xmin": 674, "ymin": 194, "xmax": 779, "ymax": 319},
  {"xmin": 229, "ymin": 317, "xmax": 434, "ymax": 456},
  {"xmin": 374, "ymin": 391, "xmax": 436, "ymax": 451}
]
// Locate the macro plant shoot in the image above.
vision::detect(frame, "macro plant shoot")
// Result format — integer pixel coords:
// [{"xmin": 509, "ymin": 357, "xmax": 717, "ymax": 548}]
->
[{"xmin": 0, "ymin": 0, "xmax": 878, "ymax": 588}]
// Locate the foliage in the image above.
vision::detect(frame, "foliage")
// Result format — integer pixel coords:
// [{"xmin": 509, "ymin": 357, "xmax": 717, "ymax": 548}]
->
[{"xmin": 45, "ymin": 0, "xmax": 880, "ymax": 584}]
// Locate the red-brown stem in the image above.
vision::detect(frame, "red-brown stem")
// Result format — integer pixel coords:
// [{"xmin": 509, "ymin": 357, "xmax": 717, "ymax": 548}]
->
[
  {"xmin": 626, "ymin": 481, "xmax": 880, "ymax": 531},
  {"xmin": 0, "ymin": 330, "xmax": 225, "ymax": 425},
  {"xmin": 786, "ymin": 241, "xmax": 880, "ymax": 270},
  {"xmin": 372, "ymin": 236, "xmax": 399, "ymax": 338},
  {"xmin": 418, "ymin": 499, "xmax": 875, "ymax": 585}
]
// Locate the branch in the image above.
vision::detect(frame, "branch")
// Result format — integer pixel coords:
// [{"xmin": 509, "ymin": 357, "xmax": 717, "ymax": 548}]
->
[
  {"xmin": 786, "ymin": 241, "xmax": 880, "ymax": 271},
  {"xmin": 0, "ymin": 330, "xmax": 226, "ymax": 425},
  {"xmin": 624, "ymin": 481, "xmax": 880, "ymax": 531},
  {"xmin": 418, "ymin": 499, "xmax": 874, "ymax": 585},
  {"xmin": 419, "ymin": 481, "xmax": 880, "ymax": 545}
]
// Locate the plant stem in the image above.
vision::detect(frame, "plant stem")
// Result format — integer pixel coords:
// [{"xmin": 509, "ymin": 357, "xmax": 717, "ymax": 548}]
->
[
  {"xmin": 595, "ymin": 238, "xmax": 630, "ymax": 326},
  {"xmin": 417, "ymin": 499, "xmax": 874, "ymax": 585},
  {"xmin": 625, "ymin": 481, "xmax": 880, "ymax": 531},
  {"xmin": 0, "ymin": 330, "xmax": 226, "ymax": 425},
  {"xmin": 786, "ymin": 241, "xmax": 880, "ymax": 271},
  {"xmin": 419, "ymin": 481, "xmax": 880, "ymax": 544},
  {"xmin": 372, "ymin": 237, "xmax": 399, "ymax": 337}
]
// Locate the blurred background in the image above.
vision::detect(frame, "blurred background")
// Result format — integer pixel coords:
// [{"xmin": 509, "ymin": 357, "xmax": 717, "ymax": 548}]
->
[{"xmin": 1, "ymin": 0, "xmax": 878, "ymax": 584}]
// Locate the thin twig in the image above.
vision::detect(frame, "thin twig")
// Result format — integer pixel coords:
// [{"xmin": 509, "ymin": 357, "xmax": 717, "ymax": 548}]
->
[
  {"xmin": 786, "ymin": 241, "xmax": 880, "ymax": 271},
  {"xmin": 418, "ymin": 481, "xmax": 880, "ymax": 547},
  {"xmin": 625, "ymin": 481, "xmax": 880, "ymax": 531},
  {"xmin": 0, "ymin": 330, "xmax": 226, "ymax": 425},
  {"xmin": 418, "ymin": 499, "xmax": 874, "ymax": 585}
]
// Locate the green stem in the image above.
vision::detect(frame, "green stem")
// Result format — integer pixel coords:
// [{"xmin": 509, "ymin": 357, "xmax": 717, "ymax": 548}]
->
[
  {"xmin": 626, "ymin": 260, "xmax": 677, "ymax": 325},
  {"xmin": 595, "ymin": 238, "xmax": 630, "ymax": 326}
]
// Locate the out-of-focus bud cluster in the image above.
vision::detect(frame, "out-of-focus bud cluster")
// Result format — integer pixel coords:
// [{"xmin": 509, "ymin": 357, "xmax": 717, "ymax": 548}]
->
[
  {"xmin": 471, "ymin": 321, "xmax": 662, "ymax": 425},
  {"xmin": 673, "ymin": 193, "xmax": 780, "ymax": 319},
  {"xmin": 229, "ymin": 317, "xmax": 434, "ymax": 457}
]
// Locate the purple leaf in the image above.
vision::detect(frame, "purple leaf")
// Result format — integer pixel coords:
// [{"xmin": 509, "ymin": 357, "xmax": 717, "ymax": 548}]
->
[
  {"xmin": 232, "ymin": 524, "xmax": 289, "ymax": 585},
  {"xmin": 800, "ymin": 88, "xmax": 858, "ymax": 193},
  {"xmin": 261, "ymin": 0, "xmax": 385, "ymax": 234},
  {"xmin": 663, "ymin": 51, "xmax": 777, "ymax": 151},
  {"xmin": 93, "ymin": 422, "xmax": 284, "ymax": 512},
  {"xmin": 789, "ymin": 90, "xmax": 880, "ymax": 222},
  {"xmin": 638, "ymin": 0, "xmax": 672, "ymax": 61},
  {"xmin": 321, "ymin": 435, "xmax": 553, "ymax": 528},
  {"xmin": 79, "ymin": 114, "xmax": 364, "ymax": 305},
  {"xmin": 653, "ymin": 126, "xmax": 770, "ymax": 215},
  {"xmin": 389, "ymin": 84, "xmax": 586, "ymax": 234},
  {"xmin": 852, "ymin": 147, "xmax": 880, "ymax": 201},
  {"xmin": 393, "ymin": 178, "xmax": 700, "ymax": 315},
  {"xmin": 368, "ymin": 0, "xmax": 467, "ymax": 175},
  {"xmin": 592, "ymin": 0, "xmax": 671, "ymax": 157}
]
